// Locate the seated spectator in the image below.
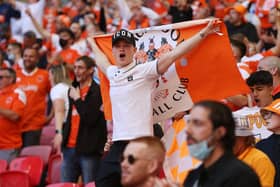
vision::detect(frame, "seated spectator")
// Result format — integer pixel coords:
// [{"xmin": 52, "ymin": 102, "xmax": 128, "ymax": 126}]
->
[
  {"xmin": 257, "ymin": 99, "xmax": 280, "ymax": 187},
  {"xmin": 233, "ymin": 113, "xmax": 275, "ymax": 187},
  {"xmin": 183, "ymin": 101, "xmax": 261, "ymax": 186},
  {"xmin": 121, "ymin": 136, "xmax": 166, "ymax": 187}
]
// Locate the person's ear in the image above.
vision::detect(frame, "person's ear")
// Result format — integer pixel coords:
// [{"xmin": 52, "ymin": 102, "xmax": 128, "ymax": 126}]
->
[
  {"xmin": 270, "ymin": 66, "xmax": 278, "ymax": 76},
  {"xmin": 147, "ymin": 160, "xmax": 159, "ymax": 175},
  {"xmin": 214, "ymin": 126, "xmax": 226, "ymax": 140}
]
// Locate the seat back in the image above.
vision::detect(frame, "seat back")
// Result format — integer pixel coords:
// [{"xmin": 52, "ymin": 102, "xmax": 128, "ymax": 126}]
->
[
  {"xmin": 9, "ymin": 156, "xmax": 44, "ymax": 186},
  {"xmin": 40, "ymin": 126, "xmax": 56, "ymax": 146},
  {"xmin": 20, "ymin": 145, "xmax": 52, "ymax": 166},
  {"xmin": 46, "ymin": 154, "xmax": 62, "ymax": 184},
  {"xmin": 46, "ymin": 182, "xmax": 82, "ymax": 187},
  {"xmin": 0, "ymin": 159, "xmax": 8, "ymax": 173},
  {"xmin": 85, "ymin": 182, "xmax": 96, "ymax": 187},
  {"xmin": 0, "ymin": 171, "xmax": 31, "ymax": 187}
]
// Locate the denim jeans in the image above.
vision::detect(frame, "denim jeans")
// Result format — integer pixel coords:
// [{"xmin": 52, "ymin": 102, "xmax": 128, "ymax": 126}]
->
[{"xmin": 61, "ymin": 147, "xmax": 100, "ymax": 184}]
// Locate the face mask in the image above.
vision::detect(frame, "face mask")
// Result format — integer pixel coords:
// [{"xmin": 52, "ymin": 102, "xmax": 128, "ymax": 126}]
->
[
  {"xmin": 7, "ymin": 53, "xmax": 15, "ymax": 61},
  {"xmin": 188, "ymin": 139, "xmax": 214, "ymax": 160},
  {"xmin": 59, "ymin": 38, "xmax": 68, "ymax": 48}
]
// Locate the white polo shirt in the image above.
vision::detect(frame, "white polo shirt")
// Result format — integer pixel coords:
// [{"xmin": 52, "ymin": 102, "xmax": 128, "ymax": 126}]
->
[{"xmin": 107, "ymin": 60, "xmax": 160, "ymax": 141}]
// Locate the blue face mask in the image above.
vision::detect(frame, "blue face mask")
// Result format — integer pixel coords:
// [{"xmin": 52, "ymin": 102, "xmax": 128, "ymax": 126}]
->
[{"xmin": 188, "ymin": 140, "xmax": 214, "ymax": 160}]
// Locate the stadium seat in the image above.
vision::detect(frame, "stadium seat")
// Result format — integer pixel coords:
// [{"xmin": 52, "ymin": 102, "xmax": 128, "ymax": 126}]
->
[
  {"xmin": 46, "ymin": 182, "xmax": 82, "ymax": 187},
  {"xmin": 0, "ymin": 171, "xmax": 31, "ymax": 187},
  {"xmin": 46, "ymin": 154, "xmax": 62, "ymax": 184},
  {"xmin": 9, "ymin": 156, "xmax": 44, "ymax": 186},
  {"xmin": 40, "ymin": 125, "xmax": 56, "ymax": 146},
  {"xmin": 84, "ymin": 182, "xmax": 96, "ymax": 187},
  {"xmin": 0, "ymin": 159, "xmax": 8, "ymax": 173},
  {"xmin": 20, "ymin": 145, "xmax": 52, "ymax": 166}
]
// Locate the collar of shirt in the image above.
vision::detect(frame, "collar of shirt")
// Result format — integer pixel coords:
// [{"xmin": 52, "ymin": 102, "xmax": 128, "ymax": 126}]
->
[{"xmin": 21, "ymin": 67, "xmax": 38, "ymax": 76}]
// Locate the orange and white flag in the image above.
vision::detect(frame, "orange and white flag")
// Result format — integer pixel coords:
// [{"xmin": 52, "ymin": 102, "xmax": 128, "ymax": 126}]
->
[{"xmin": 94, "ymin": 19, "xmax": 249, "ymax": 122}]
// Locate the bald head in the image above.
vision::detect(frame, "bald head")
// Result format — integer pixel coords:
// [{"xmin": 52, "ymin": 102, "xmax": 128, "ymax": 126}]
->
[
  {"xmin": 130, "ymin": 136, "xmax": 166, "ymax": 163},
  {"xmin": 258, "ymin": 56, "xmax": 280, "ymax": 76}
]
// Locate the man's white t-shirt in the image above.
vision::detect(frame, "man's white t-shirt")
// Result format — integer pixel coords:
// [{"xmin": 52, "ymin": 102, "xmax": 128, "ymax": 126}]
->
[
  {"xmin": 107, "ymin": 60, "xmax": 160, "ymax": 141},
  {"xmin": 50, "ymin": 83, "xmax": 70, "ymax": 122}
]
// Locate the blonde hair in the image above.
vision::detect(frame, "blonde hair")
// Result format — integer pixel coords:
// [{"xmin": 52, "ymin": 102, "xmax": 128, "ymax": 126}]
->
[{"xmin": 49, "ymin": 64, "xmax": 71, "ymax": 86}]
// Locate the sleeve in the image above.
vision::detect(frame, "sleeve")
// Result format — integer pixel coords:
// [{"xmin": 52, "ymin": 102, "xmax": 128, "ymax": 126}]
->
[
  {"xmin": 106, "ymin": 65, "xmax": 117, "ymax": 80},
  {"xmin": 11, "ymin": 89, "xmax": 26, "ymax": 117},
  {"xmin": 141, "ymin": 59, "xmax": 160, "ymax": 78},
  {"xmin": 253, "ymin": 156, "xmax": 275, "ymax": 187},
  {"xmin": 50, "ymin": 84, "xmax": 65, "ymax": 101}
]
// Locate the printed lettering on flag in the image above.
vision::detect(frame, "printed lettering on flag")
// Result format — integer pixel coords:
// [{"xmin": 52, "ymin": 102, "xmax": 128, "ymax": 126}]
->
[{"xmin": 94, "ymin": 19, "xmax": 250, "ymax": 123}]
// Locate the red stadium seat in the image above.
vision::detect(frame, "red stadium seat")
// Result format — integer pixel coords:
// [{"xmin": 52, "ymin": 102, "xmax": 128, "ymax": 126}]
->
[
  {"xmin": 40, "ymin": 126, "xmax": 56, "ymax": 146},
  {"xmin": 46, "ymin": 183, "xmax": 82, "ymax": 187},
  {"xmin": 84, "ymin": 182, "xmax": 96, "ymax": 187},
  {"xmin": 0, "ymin": 159, "xmax": 8, "ymax": 173},
  {"xmin": 20, "ymin": 145, "xmax": 52, "ymax": 166},
  {"xmin": 0, "ymin": 171, "xmax": 31, "ymax": 187},
  {"xmin": 46, "ymin": 154, "xmax": 62, "ymax": 184},
  {"xmin": 9, "ymin": 156, "xmax": 44, "ymax": 186}
]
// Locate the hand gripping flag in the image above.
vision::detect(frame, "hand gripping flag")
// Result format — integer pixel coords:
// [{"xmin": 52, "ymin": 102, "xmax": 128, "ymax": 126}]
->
[{"xmin": 94, "ymin": 19, "xmax": 249, "ymax": 122}]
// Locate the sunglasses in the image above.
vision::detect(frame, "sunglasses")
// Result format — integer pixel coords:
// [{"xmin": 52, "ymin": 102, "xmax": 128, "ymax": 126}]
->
[
  {"xmin": 0, "ymin": 75, "xmax": 11, "ymax": 80},
  {"xmin": 261, "ymin": 110, "xmax": 274, "ymax": 120},
  {"xmin": 120, "ymin": 154, "xmax": 138, "ymax": 165}
]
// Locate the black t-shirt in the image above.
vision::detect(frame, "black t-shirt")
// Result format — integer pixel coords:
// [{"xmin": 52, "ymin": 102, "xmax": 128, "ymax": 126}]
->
[
  {"xmin": 256, "ymin": 134, "xmax": 280, "ymax": 187},
  {"xmin": 184, "ymin": 152, "xmax": 261, "ymax": 187},
  {"xmin": 225, "ymin": 21, "xmax": 259, "ymax": 43},
  {"xmin": 168, "ymin": 6, "xmax": 193, "ymax": 23}
]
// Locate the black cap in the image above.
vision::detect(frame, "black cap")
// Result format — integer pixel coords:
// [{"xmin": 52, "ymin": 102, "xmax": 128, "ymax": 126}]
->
[{"xmin": 112, "ymin": 29, "xmax": 136, "ymax": 47}]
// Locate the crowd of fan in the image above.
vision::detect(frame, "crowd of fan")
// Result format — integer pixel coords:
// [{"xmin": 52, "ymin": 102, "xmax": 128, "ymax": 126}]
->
[{"xmin": 0, "ymin": 0, "xmax": 280, "ymax": 187}]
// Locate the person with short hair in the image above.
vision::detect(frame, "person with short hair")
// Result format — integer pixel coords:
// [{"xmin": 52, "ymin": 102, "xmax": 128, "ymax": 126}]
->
[
  {"xmin": 121, "ymin": 136, "xmax": 165, "ymax": 187},
  {"xmin": 16, "ymin": 47, "xmax": 51, "ymax": 147},
  {"xmin": 0, "ymin": 67, "xmax": 26, "ymax": 162},
  {"xmin": 257, "ymin": 56, "xmax": 280, "ymax": 100},
  {"xmin": 87, "ymin": 20, "xmax": 219, "ymax": 187},
  {"xmin": 61, "ymin": 56, "xmax": 107, "ymax": 183},
  {"xmin": 183, "ymin": 100, "xmax": 261, "ymax": 187}
]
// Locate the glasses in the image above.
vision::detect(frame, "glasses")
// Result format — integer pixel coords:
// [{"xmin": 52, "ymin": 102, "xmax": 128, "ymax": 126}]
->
[
  {"xmin": 261, "ymin": 110, "xmax": 273, "ymax": 120},
  {"xmin": 120, "ymin": 154, "xmax": 150, "ymax": 165},
  {"xmin": 0, "ymin": 75, "xmax": 11, "ymax": 80}
]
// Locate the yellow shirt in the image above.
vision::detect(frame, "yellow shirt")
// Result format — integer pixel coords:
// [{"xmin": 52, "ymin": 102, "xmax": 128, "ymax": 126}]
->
[{"xmin": 238, "ymin": 147, "xmax": 275, "ymax": 187}]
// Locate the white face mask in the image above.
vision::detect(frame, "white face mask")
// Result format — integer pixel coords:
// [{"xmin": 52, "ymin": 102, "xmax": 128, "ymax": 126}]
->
[
  {"xmin": 7, "ymin": 53, "xmax": 15, "ymax": 61},
  {"xmin": 188, "ymin": 139, "xmax": 214, "ymax": 160}
]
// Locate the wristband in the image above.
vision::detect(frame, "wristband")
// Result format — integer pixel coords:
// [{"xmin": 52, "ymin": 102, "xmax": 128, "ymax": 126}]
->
[{"xmin": 199, "ymin": 32, "xmax": 205, "ymax": 39}]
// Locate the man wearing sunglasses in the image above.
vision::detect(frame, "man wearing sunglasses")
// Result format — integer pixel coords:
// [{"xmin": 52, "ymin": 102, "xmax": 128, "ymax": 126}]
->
[
  {"xmin": 0, "ymin": 68, "xmax": 26, "ymax": 162},
  {"xmin": 258, "ymin": 99, "xmax": 280, "ymax": 187},
  {"xmin": 120, "ymin": 136, "xmax": 166, "ymax": 187}
]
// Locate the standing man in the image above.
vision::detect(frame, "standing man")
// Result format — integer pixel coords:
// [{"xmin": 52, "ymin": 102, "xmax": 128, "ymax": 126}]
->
[
  {"xmin": 0, "ymin": 68, "xmax": 25, "ymax": 162},
  {"xmin": 183, "ymin": 100, "xmax": 261, "ymax": 186},
  {"xmin": 258, "ymin": 99, "xmax": 280, "ymax": 187},
  {"xmin": 16, "ymin": 47, "xmax": 51, "ymax": 147},
  {"xmin": 87, "ymin": 20, "xmax": 218, "ymax": 186},
  {"xmin": 60, "ymin": 56, "xmax": 107, "ymax": 184}
]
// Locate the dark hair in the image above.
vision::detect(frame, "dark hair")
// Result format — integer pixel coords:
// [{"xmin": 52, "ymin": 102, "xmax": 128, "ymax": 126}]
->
[
  {"xmin": 57, "ymin": 28, "xmax": 75, "ymax": 40},
  {"xmin": 230, "ymin": 39, "xmax": 247, "ymax": 58},
  {"xmin": 0, "ymin": 67, "xmax": 16, "ymax": 83},
  {"xmin": 194, "ymin": 100, "xmax": 235, "ymax": 152},
  {"xmin": 23, "ymin": 31, "xmax": 36, "ymax": 39},
  {"xmin": 76, "ymin": 56, "xmax": 96, "ymax": 69},
  {"xmin": 246, "ymin": 70, "xmax": 273, "ymax": 87}
]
